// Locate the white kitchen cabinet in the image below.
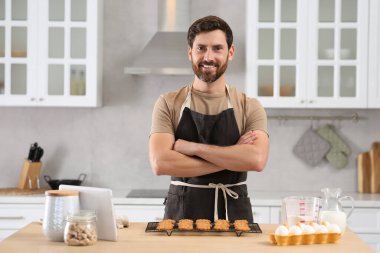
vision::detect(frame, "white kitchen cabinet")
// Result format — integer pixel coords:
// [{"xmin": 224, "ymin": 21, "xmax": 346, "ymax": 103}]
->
[
  {"xmin": 269, "ymin": 206, "xmax": 281, "ymax": 224},
  {"xmin": 357, "ymin": 234, "xmax": 380, "ymax": 253},
  {"xmin": 347, "ymin": 207, "xmax": 380, "ymax": 253},
  {"xmin": 114, "ymin": 205, "xmax": 273, "ymax": 224},
  {"xmin": 114, "ymin": 205, "xmax": 165, "ymax": 222},
  {"xmin": 0, "ymin": 203, "xmax": 44, "ymax": 241},
  {"xmin": 368, "ymin": 0, "xmax": 380, "ymax": 108},
  {"xmin": 347, "ymin": 207, "xmax": 380, "ymax": 234},
  {"xmin": 0, "ymin": 0, "xmax": 103, "ymax": 107},
  {"xmin": 246, "ymin": 0, "xmax": 369, "ymax": 108},
  {"xmin": 252, "ymin": 206, "xmax": 270, "ymax": 223}
]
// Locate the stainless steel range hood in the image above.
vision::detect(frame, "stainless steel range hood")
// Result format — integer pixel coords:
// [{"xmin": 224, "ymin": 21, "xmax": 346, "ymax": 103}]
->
[{"xmin": 124, "ymin": 0, "xmax": 193, "ymax": 75}]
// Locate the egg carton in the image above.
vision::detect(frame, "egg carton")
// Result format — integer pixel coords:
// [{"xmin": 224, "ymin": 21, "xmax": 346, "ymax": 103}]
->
[{"xmin": 268, "ymin": 233, "xmax": 341, "ymax": 246}]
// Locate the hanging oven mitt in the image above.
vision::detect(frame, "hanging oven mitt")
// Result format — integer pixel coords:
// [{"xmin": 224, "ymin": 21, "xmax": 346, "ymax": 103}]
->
[
  {"xmin": 317, "ymin": 125, "xmax": 351, "ymax": 169},
  {"xmin": 293, "ymin": 128, "xmax": 331, "ymax": 167}
]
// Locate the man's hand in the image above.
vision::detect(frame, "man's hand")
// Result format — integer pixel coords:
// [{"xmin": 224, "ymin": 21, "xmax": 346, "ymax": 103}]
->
[
  {"xmin": 237, "ymin": 130, "xmax": 257, "ymax": 145},
  {"xmin": 174, "ymin": 139, "xmax": 198, "ymax": 156}
]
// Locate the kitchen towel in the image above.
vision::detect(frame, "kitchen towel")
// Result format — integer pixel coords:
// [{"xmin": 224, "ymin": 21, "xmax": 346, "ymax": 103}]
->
[
  {"xmin": 317, "ymin": 125, "xmax": 351, "ymax": 169},
  {"xmin": 293, "ymin": 128, "xmax": 331, "ymax": 167}
]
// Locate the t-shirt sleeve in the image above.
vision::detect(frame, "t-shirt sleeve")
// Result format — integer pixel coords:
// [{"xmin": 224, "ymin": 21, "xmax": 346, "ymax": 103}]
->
[
  {"xmin": 150, "ymin": 95, "xmax": 175, "ymax": 136},
  {"xmin": 244, "ymin": 97, "xmax": 269, "ymax": 136}
]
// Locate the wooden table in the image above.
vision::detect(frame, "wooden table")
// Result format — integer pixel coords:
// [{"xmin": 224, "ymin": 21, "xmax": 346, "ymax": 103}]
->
[{"xmin": 0, "ymin": 222, "xmax": 375, "ymax": 253}]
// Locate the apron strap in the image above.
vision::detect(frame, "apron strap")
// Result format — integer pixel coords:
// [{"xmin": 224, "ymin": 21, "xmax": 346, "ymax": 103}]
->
[
  {"xmin": 178, "ymin": 84, "xmax": 233, "ymax": 122},
  {"xmin": 170, "ymin": 180, "xmax": 247, "ymax": 221}
]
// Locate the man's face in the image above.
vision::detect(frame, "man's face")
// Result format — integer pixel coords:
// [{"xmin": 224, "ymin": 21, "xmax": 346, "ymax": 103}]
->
[{"xmin": 188, "ymin": 30, "xmax": 234, "ymax": 83}]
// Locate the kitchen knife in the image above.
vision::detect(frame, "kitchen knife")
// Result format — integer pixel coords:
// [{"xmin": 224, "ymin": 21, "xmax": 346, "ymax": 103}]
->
[
  {"xmin": 27, "ymin": 143, "xmax": 38, "ymax": 161},
  {"xmin": 36, "ymin": 148, "xmax": 44, "ymax": 162},
  {"xmin": 33, "ymin": 147, "xmax": 44, "ymax": 162}
]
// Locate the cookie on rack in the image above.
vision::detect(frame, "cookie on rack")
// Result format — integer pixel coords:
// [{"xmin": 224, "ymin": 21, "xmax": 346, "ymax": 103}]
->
[
  {"xmin": 156, "ymin": 219, "xmax": 176, "ymax": 231},
  {"xmin": 178, "ymin": 219, "xmax": 194, "ymax": 230},
  {"xmin": 233, "ymin": 219, "xmax": 250, "ymax": 232},
  {"xmin": 195, "ymin": 219, "xmax": 212, "ymax": 231},
  {"xmin": 213, "ymin": 219, "xmax": 230, "ymax": 231}
]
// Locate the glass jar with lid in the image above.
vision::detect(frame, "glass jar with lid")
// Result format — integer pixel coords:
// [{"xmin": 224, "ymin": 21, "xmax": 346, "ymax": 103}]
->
[
  {"xmin": 43, "ymin": 190, "xmax": 80, "ymax": 241},
  {"xmin": 64, "ymin": 210, "xmax": 97, "ymax": 246}
]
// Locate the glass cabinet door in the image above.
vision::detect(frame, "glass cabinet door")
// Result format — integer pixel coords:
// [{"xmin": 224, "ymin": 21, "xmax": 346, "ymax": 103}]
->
[
  {"xmin": 43, "ymin": 0, "xmax": 88, "ymax": 101},
  {"xmin": 247, "ymin": 0, "xmax": 307, "ymax": 107},
  {"xmin": 247, "ymin": 0, "xmax": 368, "ymax": 108},
  {"xmin": 309, "ymin": 0, "xmax": 368, "ymax": 107},
  {"xmin": 0, "ymin": 0, "xmax": 101, "ymax": 107},
  {"xmin": 0, "ymin": 0, "xmax": 32, "ymax": 101}
]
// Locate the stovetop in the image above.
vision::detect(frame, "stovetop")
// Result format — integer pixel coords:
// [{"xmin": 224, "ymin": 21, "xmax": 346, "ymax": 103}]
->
[{"xmin": 126, "ymin": 189, "xmax": 168, "ymax": 198}]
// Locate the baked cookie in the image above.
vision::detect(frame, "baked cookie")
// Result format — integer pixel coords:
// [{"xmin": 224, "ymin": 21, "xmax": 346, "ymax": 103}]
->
[
  {"xmin": 178, "ymin": 219, "xmax": 193, "ymax": 230},
  {"xmin": 195, "ymin": 219, "xmax": 212, "ymax": 231},
  {"xmin": 156, "ymin": 219, "xmax": 175, "ymax": 231},
  {"xmin": 234, "ymin": 220, "xmax": 250, "ymax": 232},
  {"xmin": 213, "ymin": 219, "xmax": 230, "ymax": 231}
]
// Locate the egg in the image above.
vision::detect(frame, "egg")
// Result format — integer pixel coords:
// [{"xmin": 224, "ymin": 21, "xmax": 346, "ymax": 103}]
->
[
  {"xmin": 310, "ymin": 222, "xmax": 319, "ymax": 228},
  {"xmin": 321, "ymin": 220, "xmax": 331, "ymax": 226},
  {"xmin": 297, "ymin": 223, "xmax": 306, "ymax": 230},
  {"xmin": 314, "ymin": 224, "xmax": 328, "ymax": 234},
  {"xmin": 288, "ymin": 225, "xmax": 303, "ymax": 235},
  {"xmin": 275, "ymin": 225, "xmax": 289, "ymax": 235},
  {"xmin": 302, "ymin": 224, "xmax": 315, "ymax": 234},
  {"xmin": 327, "ymin": 224, "xmax": 341, "ymax": 234}
]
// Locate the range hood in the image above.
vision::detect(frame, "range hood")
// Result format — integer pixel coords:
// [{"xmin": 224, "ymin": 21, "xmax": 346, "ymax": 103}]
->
[{"xmin": 124, "ymin": 0, "xmax": 193, "ymax": 75}]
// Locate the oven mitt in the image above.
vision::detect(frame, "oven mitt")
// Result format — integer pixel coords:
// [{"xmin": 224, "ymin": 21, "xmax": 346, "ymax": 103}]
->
[
  {"xmin": 293, "ymin": 128, "xmax": 331, "ymax": 167},
  {"xmin": 317, "ymin": 125, "xmax": 351, "ymax": 169}
]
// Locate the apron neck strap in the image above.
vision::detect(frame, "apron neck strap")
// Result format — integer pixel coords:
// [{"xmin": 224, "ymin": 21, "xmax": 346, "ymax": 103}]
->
[{"xmin": 179, "ymin": 84, "xmax": 233, "ymax": 120}]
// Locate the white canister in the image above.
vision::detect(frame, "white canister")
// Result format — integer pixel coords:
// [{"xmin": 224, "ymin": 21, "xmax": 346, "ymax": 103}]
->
[{"xmin": 43, "ymin": 190, "xmax": 80, "ymax": 241}]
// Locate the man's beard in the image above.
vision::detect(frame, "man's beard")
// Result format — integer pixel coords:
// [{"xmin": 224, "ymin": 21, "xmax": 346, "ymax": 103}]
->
[{"xmin": 191, "ymin": 56, "xmax": 229, "ymax": 83}]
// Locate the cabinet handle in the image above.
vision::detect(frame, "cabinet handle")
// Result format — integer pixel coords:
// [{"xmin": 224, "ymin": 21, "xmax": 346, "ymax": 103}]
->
[
  {"xmin": 0, "ymin": 216, "xmax": 24, "ymax": 220},
  {"xmin": 30, "ymin": 98, "xmax": 36, "ymax": 101},
  {"xmin": 309, "ymin": 100, "xmax": 314, "ymax": 104},
  {"xmin": 39, "ymin": 98, "xmax": 44, "ymax": 101},
  {"xmin": 300, "ymin": 100, "xmax": 305, "ymax": 104}
]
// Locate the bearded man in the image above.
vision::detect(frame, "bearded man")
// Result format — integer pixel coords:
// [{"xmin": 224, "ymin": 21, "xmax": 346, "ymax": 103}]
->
[{"xmin": 149, "ymin": 15, "xmax": 269, "ymax": 222}]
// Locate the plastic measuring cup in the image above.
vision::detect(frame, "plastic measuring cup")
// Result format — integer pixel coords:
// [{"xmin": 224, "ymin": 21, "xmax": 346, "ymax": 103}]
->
[{"xmin": 283, "ymin": 196, "xmax": 321, "ymax": 226}]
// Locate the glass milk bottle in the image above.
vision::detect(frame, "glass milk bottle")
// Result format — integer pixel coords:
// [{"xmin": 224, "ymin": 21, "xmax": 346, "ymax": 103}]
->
[{"xmin": 319, "ymin": 188, "xmax": 354, "ymax": 234}]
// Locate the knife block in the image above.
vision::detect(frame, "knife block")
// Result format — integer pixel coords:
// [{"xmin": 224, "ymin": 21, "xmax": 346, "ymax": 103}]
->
[{"xmin": 17, "ymin": 159, "xmax": 42, "ymax": 190}]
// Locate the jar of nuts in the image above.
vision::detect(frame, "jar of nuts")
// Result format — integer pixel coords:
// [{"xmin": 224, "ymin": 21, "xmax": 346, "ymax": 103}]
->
[{"xmin": 64, "ymin": 210, "xmax": 97, "ymax": 246}]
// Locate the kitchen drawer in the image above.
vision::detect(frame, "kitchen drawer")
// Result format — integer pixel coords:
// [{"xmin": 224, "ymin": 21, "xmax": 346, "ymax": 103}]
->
[
  {"xmin": 252, "ymin": 207, "xmax": 270, "ymax": 224},
  {"xmin": 0, "ymin": 204, "xmax": 44, "ymax": 229},
  {"xmin": 357, "ymin": 233, "xmax": 380, "ymax": 253},
  {"xmin": 270, "ymin": 207, "xmax": 281, "ymax": 224},
  {"xmin": 347, "ymin": 208, "xmax": 380, "ymax": 233},
  {"xmin": 114, "ymin": 205, "xmax": 165, "ymax": 222}
]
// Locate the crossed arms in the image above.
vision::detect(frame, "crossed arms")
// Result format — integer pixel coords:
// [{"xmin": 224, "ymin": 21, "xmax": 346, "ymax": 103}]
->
[{"xmin": 149, "ymin": 130, "xmax": 269, "ymax": 177}]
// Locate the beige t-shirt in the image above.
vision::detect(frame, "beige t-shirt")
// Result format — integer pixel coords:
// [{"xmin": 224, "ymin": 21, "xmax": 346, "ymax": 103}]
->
[{"xmin": 150, "ymin": 84, "xmax": 268, "ymax": 136}]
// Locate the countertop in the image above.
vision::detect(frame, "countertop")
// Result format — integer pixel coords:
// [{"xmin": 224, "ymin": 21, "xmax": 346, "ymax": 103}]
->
[
  {"xmin": 0, "ymin": 222, "xmax": 375, "ymax": 253},
  {"xmin": 1, "ymin": 190, "xmax": 380, "ymax": 207}
]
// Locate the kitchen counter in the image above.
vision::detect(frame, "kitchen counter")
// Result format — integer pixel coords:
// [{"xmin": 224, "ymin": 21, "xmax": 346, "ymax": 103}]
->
[
  {"xmin": 0, "ymin": 222, "xmax": 375, "ymax": 253},
  {"xmin": 2, "ymin": 190, "xmax": 380, "ymax": 207}
]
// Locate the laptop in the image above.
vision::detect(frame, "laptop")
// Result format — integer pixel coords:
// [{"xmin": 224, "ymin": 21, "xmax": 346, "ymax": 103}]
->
[{"xmin": 59, "ymin": 185, "xmax": 118, "ymax": 241}]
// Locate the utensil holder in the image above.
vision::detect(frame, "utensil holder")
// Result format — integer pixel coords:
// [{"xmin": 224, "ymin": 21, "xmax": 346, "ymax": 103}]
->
[{"xmin": 17, "ymin": 159, "xmax": 42, "ymax": 190}]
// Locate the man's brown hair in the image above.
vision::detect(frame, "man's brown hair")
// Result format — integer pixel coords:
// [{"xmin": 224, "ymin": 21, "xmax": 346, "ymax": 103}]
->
[{"xmin": 187, "ymin": 15, "xmax": 233, "ymax": 49}]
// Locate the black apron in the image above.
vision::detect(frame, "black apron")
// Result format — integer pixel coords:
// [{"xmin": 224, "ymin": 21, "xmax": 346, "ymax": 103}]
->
[{"xmin": 163, "ymin": 85, "xmax": 253, "ymax": 222}]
